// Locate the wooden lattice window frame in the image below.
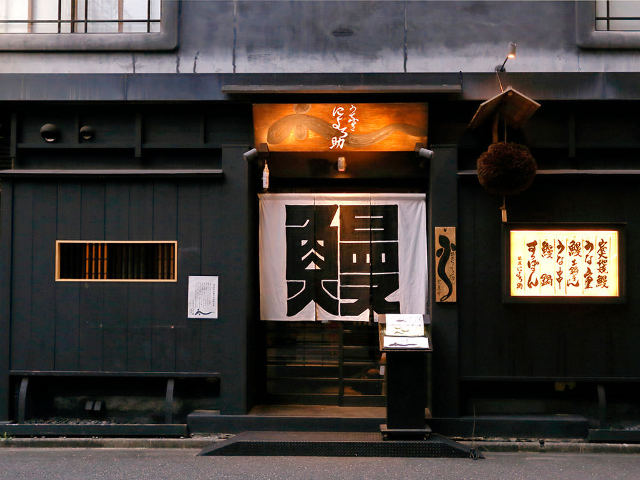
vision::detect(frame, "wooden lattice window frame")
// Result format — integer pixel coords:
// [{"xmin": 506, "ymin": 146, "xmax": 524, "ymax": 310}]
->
[{"xmin": 55, "ymin": 240, "xmax": 177, "ymax": 282}]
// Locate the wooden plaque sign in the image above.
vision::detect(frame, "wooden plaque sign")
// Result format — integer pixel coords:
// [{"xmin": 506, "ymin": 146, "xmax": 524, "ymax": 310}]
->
[
  {"xmin": 435, "ymin": 227, "xmax": 456, "ymax": 303},
  {"xmin": 253, "ymin": 103, "xmax": 428, "ymax": 152}
]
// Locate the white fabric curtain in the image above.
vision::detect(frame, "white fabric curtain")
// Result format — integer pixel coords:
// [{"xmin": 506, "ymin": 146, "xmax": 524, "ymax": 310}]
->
[{"xmin": 259, "ymin": 193, "xmax": 428, "ymax": 322}]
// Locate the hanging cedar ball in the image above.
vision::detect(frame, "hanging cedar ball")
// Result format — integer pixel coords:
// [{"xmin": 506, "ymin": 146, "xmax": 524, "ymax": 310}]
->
[{"xmin": 477, "ymin": 142, "xmax": 537, "ymax": 195}]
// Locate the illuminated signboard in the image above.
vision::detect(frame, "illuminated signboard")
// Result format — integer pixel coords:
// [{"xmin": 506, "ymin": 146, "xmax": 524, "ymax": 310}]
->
[
  {"xmin": 252, "ymin": 103, "xmax": 428, "ymax": 152},
  {"xmin": 508, "ymin": 227, "xmax": 621, "ymax": 299}
]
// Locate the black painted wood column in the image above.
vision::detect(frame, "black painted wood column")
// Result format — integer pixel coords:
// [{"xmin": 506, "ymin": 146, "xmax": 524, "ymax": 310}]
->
[
  {"xmin": 215, "ymin": 145, "xmax": 252, "ymax": 414},
  {"xmin": 0, "ymin": 180, "xmax": 13, "ymax": 421},
  {"xmin": 429, "ymin": 145, "xmax": 460, "ymax": 417}
]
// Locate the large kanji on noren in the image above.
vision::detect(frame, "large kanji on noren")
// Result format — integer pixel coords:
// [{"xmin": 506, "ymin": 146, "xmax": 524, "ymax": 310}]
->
[{"xmin": 259, "ymin": 194, "xmax": 428, "ymax": 321}]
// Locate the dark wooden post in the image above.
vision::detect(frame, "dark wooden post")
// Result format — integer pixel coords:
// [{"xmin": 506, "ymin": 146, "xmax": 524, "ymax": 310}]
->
[
  {"xmin": 215, "ymin": 145, "xmax": 251, "ymax": 414},
  {"xmin": 0, "ymin": 179, "xmax": 13, "ymax": 421},
  {"xmin": 429, "ymin": 145, "xmax": 460, "ymax": 417}
]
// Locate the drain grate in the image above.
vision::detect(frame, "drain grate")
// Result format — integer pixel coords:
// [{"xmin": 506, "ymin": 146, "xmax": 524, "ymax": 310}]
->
[{"xmin": 199, "ymin": 432, "xmax": 480, "ymax": 458}]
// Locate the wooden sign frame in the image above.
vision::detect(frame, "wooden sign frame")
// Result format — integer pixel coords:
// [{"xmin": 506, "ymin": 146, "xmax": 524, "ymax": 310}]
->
[
  {"xmin": 502, "ymin": 223, "xmax": 626, "ymax": 304},
  {"xmin": 435, "ymin": 227, "xmax": 456, "ymax": 303}
]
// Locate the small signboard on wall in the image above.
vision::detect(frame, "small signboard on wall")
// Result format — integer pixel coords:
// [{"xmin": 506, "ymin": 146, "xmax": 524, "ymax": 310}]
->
[
  {"xmin": 435, "ymin": 227, "xmax": 456, "ymax": 303},
  {"xmin": 188, "ymin": 276, "xmax": 219, "ymax": 319},
  {"xmin": 505, "ymin": 224, "xmax": 624, "ymax": 302}
]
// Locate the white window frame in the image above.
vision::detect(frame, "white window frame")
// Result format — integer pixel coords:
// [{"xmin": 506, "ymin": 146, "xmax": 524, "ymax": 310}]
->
[
  {"xmin": 0, "ymin": 0, "xmax": 178, "ymax": 51},
  {"xmin": 577, "ymin": 0, "xmax": 640, "ymax": 48}
]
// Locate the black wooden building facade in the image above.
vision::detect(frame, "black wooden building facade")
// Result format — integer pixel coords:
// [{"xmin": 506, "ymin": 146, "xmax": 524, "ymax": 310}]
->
[{"xmin": 1, "ymin": 73, "xmax": 640, "ymax": 434}]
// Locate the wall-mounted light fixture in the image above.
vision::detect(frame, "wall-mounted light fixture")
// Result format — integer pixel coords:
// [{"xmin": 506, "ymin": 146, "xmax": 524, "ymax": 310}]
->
[
  {"xmin": 336, "ymin": 156, "xmax": 347, "ymax": 172},
  {"xmin": 416, "ymin": 147, "xmax": 433, "ymax": 160},
  {"xmin": 40, "ymin": 123, "xmax": 60, "ymax": 143},
  {"xmin": 79, "ymin": 125, "xmax": 96, "ymax": 142},
  {"xmin": 243, "ymin": 148, "xmax": 259, "ymax": 161},
  {"xmin": 495, "ymin": 42, "xmax": 517, "ymax": 72}
]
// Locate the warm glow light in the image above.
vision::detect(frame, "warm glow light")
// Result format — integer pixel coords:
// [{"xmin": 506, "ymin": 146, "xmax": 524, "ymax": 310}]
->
[
  {"xmin": 507, "ymin": 42, "xmax": 517, "ymax": 59},
  {"xmin": 253, "ymin": 103, "xmax": 428, "ymax": 152},
  {"xmin": 510, "ymin": 230, "xmax": 619, "ymax": 297}
]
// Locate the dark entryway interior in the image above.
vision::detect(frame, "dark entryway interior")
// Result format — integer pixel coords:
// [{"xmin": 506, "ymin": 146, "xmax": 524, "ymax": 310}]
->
[{"xmin": 264, "ymin": 321, "xmax": 385, "ymax": 407}]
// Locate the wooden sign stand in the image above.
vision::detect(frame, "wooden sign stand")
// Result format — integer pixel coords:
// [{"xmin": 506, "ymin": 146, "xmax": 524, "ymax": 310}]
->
[{"xmin": 378, "ymin": 317, "xmax": 432, "ymax": 440}]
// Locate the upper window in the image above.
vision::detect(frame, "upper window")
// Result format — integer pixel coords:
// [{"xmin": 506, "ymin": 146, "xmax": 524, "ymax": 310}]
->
[
  {"xmin": 577, "ymin": 0, "xmax": 640, "ymax": 48},
  {"xmin": 0, "ymin": 0, "xmax": 177, "ymax": 51},
  {"xmin": 596, "ymin": 0, "xmax": 640, "ymax": 30},
  {"xmin": 0, "ymin": 0, "xmax": 161, "ymax": 34}
]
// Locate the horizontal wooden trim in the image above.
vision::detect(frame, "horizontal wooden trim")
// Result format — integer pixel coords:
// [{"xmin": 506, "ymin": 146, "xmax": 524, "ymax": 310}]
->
[
  {"xmin": 57, "ymin": 240, "xmax": 177, "ymax": 244},
  {"xmin": 10, "ymin": 370, "xmax": 220, "ymax": 378},
  {"xmin": 17, "ymin": 143, "xmax": 222, "ymax": 150},
  {"xmin": 55, "ymin": 278, "xmax": 177, "ymax": 283},
  {"xmin": 17, "ymin": 143, "xmax": 135, "ymax": 150},
  {"xmin": 0, "ymin": 169, "xmax": 224, "ymax": 178},
  {"xmin": 459, "ymin": 169, "xmax": 640, "ymax": 176},
  {"xmin": 268, "ymin": 377, "xmax": 383, "ymax": 384},
  {"xmin": 222, "ymin": 84, "xmax": 462, "ymax": 94},
  {"xmin": 141, "ymin": 143, "xmax": 222, "ymax": 150},
  {"xmin": 461, "ymin": 376, "xmax": 640, "ymax": 382}
]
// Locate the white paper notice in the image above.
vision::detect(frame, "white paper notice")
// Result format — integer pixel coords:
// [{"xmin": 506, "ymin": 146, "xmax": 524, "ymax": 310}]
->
[
  {"xmin": 385, "ymin": 314, "xmax": 425, "ymax": 337},
  {"xmin": 383, "ymin": 336, "xmax": 430, "ymax": 349},
  {"xmin": 188, "ymin": 276, "xmax": 218, "ymax": 319}
]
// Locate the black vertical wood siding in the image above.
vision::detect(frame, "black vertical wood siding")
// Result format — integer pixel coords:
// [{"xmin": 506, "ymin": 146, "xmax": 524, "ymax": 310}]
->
[
  {"xmin": 8, "ymin": 169, "xmax": 251, "ymax": 414},
  {"xmin": 459, "ymin": 175, "xmax": 639, "ymax": 379}
]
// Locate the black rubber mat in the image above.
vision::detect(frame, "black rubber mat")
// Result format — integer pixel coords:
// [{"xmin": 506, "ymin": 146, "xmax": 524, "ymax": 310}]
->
[{"xmin": 199, "ymin": 431, "xmax": 481, "ymax": 458}]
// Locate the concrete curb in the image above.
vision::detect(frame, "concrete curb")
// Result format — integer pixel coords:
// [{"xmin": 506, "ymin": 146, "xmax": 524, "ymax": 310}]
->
[
  {"xmin": 2, "ymin": 437, "xmax": 640, "ymax": 453},
  {"xmin": 0, "ymin": 437, "xmax": 219, "ymax": 449},
  {"xmin": 461, "ymin": 440, "xmax": 640, "ymax": 454}
]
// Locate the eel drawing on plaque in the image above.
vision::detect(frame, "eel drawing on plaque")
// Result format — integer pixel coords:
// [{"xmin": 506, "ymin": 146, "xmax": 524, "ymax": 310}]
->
[{"xmin": 436, "ymin": 233, "xmax": 456, "ymax": 302}]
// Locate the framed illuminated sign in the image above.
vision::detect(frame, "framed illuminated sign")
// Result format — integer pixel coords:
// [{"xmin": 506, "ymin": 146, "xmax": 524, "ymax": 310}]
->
[
  {"xmin": 504, "ymin": 223, "xmax": 625, "ymax": 303},
  {"xmin": 252, "ymin": 103, "xmax": 427, "ymax": 152}
]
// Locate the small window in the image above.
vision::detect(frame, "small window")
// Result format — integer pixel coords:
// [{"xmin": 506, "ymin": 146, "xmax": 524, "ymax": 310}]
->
[
  {"xmin": 0, "ymin": 0, "xmax": 161, "ymax": 34},
  {"xmin": 0, "ymin": 0, "xmax": 177, "ymax": 51},
  {"xmin": 596, "ymin": 0, "xmax": 640, "ymax": 31},
  {"xmin": 577, "ymin": 0, "xmax": 640, "ymax": 48},
  {"xmin": 56, "ymin": 241, "xmax": 177, "ymax": 282}
]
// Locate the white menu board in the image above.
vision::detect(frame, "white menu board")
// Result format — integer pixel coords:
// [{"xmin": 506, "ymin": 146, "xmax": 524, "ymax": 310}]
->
[
  {"xmin": 385, "ymin": 314, "xmax": 425, "ymax": 337},
  {"xmin": 188, "ymin": 276, "xmax": 219, "ymax": 319},
  {"xmin": 383, "ymin": 336, "xmax": 430, "ymax": 349}
]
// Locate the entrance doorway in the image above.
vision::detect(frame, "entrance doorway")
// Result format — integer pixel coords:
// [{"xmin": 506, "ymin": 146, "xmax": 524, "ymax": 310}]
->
[
  {"xmin": 258, "ymin": 191, "xmax": 428, "ymax": 409},
  {"xmin": 264, "ymin": 321, "xmax": 385, "ymax": 406}
]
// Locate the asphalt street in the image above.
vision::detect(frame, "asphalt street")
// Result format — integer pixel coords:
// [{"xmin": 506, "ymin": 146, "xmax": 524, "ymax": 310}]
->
[{"xmin": 1, "ymin": 449, "xmax": 640, "ymax": 480}]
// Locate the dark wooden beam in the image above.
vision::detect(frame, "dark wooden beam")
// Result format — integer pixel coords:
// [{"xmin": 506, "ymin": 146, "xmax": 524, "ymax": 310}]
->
[
  {"xmin": 429, "ymin": 145, "xmax": 460, "ymax": 417},
  {"xmin": 0, "ymin": 180, "xmax": 13, "ymax": 420}
]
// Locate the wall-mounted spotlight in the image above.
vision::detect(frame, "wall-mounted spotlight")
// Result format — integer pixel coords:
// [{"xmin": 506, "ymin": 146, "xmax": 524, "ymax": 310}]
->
[
  {"xmin": 79, "ymin": 125, "xmax": 95, "ymax": 142},
  {"xmin": 243, "ymin": 148, "xmax": 259, "ymax": 161},
  {"xmin": 337, "ymin": 156, "xmax": 347, "ymax": 172},
  {"xmin": 40, "ymin": 123, "xmax": 60, "ymax": 143},
  {"xmin": 495, "ymin": 42, "xmax": 517, "ymax": 72},
  {"xmin": 416, "ymin": 148, "xmax": 434, "ymax": 160}
]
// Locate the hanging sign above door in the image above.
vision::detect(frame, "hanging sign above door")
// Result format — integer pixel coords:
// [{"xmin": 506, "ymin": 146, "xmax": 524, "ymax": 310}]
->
[{"xmin": 253, "ymin": 103, "xmax": 428, "ymax": 152}]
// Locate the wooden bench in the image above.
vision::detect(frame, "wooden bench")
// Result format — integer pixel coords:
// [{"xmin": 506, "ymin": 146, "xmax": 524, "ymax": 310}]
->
[{"xmin": 10, "ymin": 370, "xmax": 220, "ymax": 424}]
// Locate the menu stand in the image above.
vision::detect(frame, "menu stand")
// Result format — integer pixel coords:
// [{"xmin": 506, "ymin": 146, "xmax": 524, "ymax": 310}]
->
[{"xmin": 379, "ymin": 319, "xmax": 432, "ymax": 440}]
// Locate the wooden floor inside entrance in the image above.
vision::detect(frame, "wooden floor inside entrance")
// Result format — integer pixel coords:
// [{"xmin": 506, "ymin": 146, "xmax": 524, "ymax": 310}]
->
[{"xmin": 249, "ymin": 404, "xmax": 386, "ymax": 418}]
